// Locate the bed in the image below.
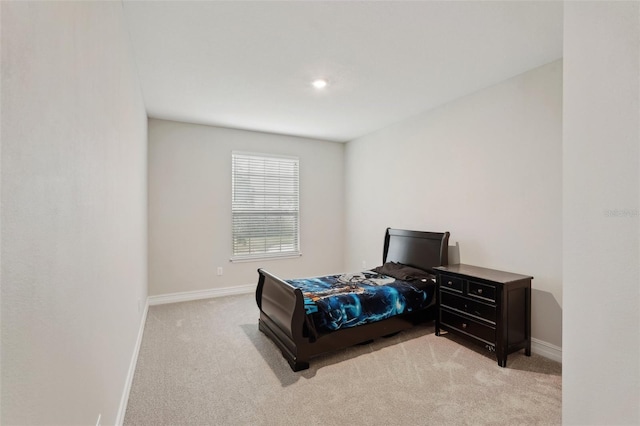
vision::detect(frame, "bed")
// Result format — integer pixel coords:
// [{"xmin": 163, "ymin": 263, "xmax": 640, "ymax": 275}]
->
[{"xmin": 255, "ymin": 228, "xmax": 450, "ymax": 371}]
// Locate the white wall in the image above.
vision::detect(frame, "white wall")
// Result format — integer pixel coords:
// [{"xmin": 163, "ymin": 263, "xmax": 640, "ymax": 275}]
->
[
  {"xmin": 148, "ymin": 119, "xmax": 344, "ymax": 296},
  {"xmin": 1, "ymin": 3, "xmax": 148, "ymax": 425},
  {"xmin": 563, "ymin": 2, "xmax": 639, "ymax": 424},
  {"xmin": 345, "ymin": 61, "xmax": 563, "ymax": 349}
]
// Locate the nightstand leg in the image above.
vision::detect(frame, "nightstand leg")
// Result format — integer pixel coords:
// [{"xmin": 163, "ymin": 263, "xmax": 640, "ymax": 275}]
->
[{"xmin": 498, "ymin": 356, "xmax": 507, "ymax": 368}]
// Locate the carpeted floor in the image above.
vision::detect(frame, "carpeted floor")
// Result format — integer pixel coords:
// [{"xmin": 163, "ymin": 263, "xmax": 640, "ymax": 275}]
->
[{"xmin": 124, "ymin": 294, "xmax": 561, "ymax": 425}]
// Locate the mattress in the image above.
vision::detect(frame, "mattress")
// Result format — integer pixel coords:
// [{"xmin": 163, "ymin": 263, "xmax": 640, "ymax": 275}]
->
[{"xmin": 286, "ymin": 270, "xmax": 436, "ymax": 335}]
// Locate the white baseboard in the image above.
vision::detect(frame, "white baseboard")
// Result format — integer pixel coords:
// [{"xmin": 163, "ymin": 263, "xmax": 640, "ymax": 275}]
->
[
  {"xmin": 531, "ymin": 337, "xmax": 562, "ymax": 363},
  {"xmin": 116, "ymin": 299, "xmax": 149, "ymax": 425},
  {"xmin": 148, "ymin": 284, "xmax": 255, "ymax": 306}
]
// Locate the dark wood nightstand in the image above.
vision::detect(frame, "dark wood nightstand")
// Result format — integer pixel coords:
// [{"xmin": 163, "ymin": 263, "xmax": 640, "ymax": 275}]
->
[{"xmin": 434, "ymin": 264, "xmax": 532, "ymax": 367}]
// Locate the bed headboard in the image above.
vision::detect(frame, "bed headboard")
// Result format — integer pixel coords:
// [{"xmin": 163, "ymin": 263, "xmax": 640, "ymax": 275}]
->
[{"xmin": 382, "ymin": 228, "xmax": 450, "ymax": 273}]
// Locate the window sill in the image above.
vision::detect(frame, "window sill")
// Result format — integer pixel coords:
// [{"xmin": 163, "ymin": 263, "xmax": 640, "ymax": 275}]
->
[{"xmin": 230, "ymin": 253, "xmax": 302, "ymax": 263}]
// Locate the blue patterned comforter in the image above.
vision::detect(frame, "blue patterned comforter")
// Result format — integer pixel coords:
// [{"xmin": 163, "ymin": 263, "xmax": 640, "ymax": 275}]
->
[{"xmin": 286, "ymin": 271, "xmax": 435, "ymax": 335}]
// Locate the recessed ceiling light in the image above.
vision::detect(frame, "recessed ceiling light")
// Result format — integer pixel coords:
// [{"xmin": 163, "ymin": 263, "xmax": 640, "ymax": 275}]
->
[{"xmin": 312, "ymin": 79, "xmax": 327, "ymax": 89}]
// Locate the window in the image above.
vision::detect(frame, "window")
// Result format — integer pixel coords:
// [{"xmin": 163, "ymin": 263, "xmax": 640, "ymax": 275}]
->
[{"xmin": 231, "ymin": 152, "xmax": 300, "ymax": 260}]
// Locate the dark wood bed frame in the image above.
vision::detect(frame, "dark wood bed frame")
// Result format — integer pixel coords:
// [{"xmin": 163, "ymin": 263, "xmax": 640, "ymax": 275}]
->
[{"xmin": 255, "ymin": 228, "xmax": 450, "ymax": 371}]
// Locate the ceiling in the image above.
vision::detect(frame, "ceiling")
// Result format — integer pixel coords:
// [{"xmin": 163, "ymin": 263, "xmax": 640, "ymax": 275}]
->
[{"xmin": 122, "ymin": 1, "xmax": 563, "ymax": 142}]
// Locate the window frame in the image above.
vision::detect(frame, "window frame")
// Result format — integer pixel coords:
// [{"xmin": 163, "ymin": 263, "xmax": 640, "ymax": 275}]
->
[{"xmin": 230, "ymin": 151, "xmax": 301, "ymax": 262}]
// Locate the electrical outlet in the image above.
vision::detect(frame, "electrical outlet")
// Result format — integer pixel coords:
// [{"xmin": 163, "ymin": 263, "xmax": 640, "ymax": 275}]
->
[
  {"xmin": 217, "ymin": 267, "xmax": 223, "ymax": 276},
  {"xmin": 361, "ymin": 260, "xmax": 367, "ymax": 270}
]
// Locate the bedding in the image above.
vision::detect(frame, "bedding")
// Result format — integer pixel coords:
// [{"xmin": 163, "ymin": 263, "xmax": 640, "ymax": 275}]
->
[
  {"xmin": 371, "ymin": 261, "xmax": 434, "ymax": 281},
  {"xmin": 286, "ymin": 266, "xmax": 436, "ymax": 335}
]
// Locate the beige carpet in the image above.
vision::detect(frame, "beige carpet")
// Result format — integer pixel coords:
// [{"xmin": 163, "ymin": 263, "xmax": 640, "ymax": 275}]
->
[{"xmin": 124, "ymin": 294, "xmax": 561, "ymax": 425}]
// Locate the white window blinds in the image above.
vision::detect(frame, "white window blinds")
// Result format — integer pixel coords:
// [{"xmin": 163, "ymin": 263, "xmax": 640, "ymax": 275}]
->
[{"xmin": 231, "ymin": 152, "xmax": 300, "ymax": 260}]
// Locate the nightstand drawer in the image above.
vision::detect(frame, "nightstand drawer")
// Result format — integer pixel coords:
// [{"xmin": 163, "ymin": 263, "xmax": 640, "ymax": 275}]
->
[
  {"xmin": 440, "ymin": 309, "xmax": 495, "ymax": 344},
  {"xmin": 467, "ymin": 280, "xmax": 496, "ymax": 302},
  {"xmin": 440, "ymin": 274, "xmax": 464, "ymax": 293},
  {"xmin": 440, "ymin": 292, "xmax": 496, "ymax": 323}
]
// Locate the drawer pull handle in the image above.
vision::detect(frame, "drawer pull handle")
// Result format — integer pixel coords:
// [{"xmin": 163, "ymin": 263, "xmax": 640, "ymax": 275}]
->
[
  {"xmin": 448, "ymin": 281, "xmax": 453, "ymax": 286},
  {"xmin": 477, "ymin": 289, "xmax": 483, "ymax": 295},
  {"xmin": 462, "ymin": 323, "xmax": 467, "ymax": 329}
]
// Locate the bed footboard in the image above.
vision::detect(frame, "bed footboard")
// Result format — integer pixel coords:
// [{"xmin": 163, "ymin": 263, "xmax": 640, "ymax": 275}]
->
[{"xmin": 256, "ymin": 268, "xmax": 309, "ymax": 370}]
